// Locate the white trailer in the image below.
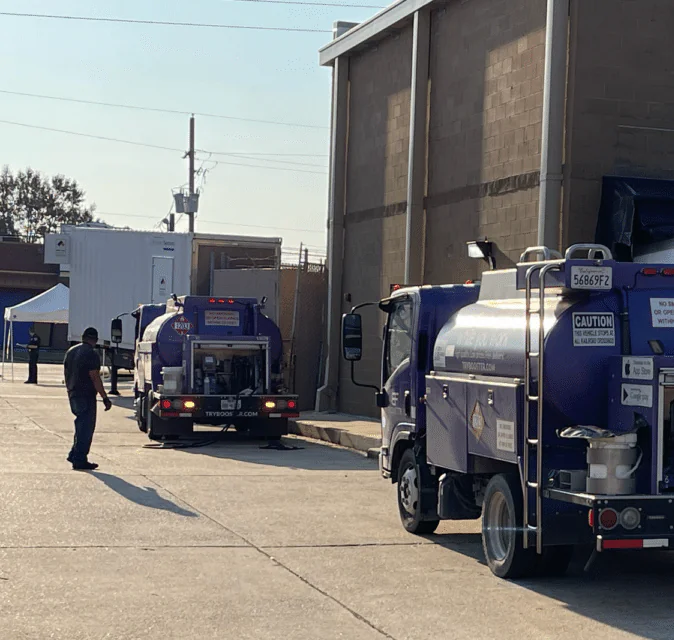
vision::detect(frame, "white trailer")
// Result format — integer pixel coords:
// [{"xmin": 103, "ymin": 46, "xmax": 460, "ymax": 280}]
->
[{"xmin": 45, "ymin": 227, "xmax": 282, "ymax": 366}]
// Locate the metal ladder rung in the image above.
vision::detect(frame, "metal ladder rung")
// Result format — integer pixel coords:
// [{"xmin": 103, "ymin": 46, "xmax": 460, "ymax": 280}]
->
[{"xmin": 523, "ymin": 259, "xmax": 563, "ymax": 555}]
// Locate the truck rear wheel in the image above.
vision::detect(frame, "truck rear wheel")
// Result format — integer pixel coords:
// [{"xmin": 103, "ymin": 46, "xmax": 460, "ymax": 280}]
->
[
  {"xmin": 397, "ymin": 448, "xmax": 439, "ymax": 535},
  {"xmin": 481, "ymin": 474, "xmax": 536, "ymax": 579}
]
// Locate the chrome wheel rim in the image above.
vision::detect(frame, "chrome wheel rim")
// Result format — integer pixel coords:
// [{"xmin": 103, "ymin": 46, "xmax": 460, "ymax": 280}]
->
[{"xmin": 399, "ymin": 464, "xmax": 419, "ymax": 516}]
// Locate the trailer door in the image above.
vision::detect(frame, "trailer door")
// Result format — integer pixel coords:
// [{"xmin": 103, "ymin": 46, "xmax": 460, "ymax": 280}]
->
[{"xmin": 152, "ymin": 257, "xmax": 174, "ymax": 304}]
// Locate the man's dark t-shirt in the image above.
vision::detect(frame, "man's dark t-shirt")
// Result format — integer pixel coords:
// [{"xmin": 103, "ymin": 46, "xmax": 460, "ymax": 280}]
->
[
  {"xmin": 28, "ymin": 334, "xmax": 41, "ymax": 353},
  {"xmin": 64, "ymin": 343, "xmax": 101, "ymax": 398}
]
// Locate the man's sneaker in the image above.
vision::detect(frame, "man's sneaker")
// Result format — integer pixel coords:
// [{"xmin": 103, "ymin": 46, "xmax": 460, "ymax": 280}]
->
[{"xmin": 72, "ymin": 462, "xmax": 98, "ymax": 471}]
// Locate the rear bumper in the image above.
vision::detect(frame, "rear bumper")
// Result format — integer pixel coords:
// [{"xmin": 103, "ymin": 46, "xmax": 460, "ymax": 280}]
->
[
  {"xmin": 152, "ymin": 394, "xmax": 300, "ymax": 420},
  {"xmin": 545, "ymin": 488, "xmax": 674, "ymax": 548}
]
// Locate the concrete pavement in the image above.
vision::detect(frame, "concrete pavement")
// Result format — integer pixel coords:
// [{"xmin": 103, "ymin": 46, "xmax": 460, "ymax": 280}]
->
[{"xmin": 1, "ymin": 364, "xmax": 674, "ymax": 639}]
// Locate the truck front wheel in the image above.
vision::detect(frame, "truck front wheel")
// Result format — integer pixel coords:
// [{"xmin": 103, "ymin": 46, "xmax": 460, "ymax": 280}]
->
[
  {"xmin": 481, "ymin": 474, "xmax": 537, "ymax": 579},
  {"xmin": 397, "ymin": 448, "xmax": 439, "ymax": 535}
]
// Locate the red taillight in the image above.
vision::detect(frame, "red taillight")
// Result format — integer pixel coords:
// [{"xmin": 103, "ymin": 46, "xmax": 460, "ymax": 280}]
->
[
  {"xmin": 218, "ymin": 299, "xmax": 225, "ymax": 304},
  {"xmin": 599, "ymin": 508, "xmax": 618, "ymax": 530},
  {"xmin": 228, "ymin": 298, "xmax": 235, "ymax": 304},
  {"xmin": 641, "ymin": 268, "xmax": 659, "ymax": 276},
  {"xmin": 161, "ymin": 399, "xmax": 172, "ymax": 409},
  {"xmin": 663, "ymin": 268, "xmax": 674, "ymax": 276},
  {"xmin": 287, "ymin": 400, "xmax": 297, "ymax": 410},
  {"xmin": 588, "ymin": 509, "xmax": 594, "ymax": 528},
  {"xmin": 209, "ymin": 298, "xmax": 216, "ymax": 303}
]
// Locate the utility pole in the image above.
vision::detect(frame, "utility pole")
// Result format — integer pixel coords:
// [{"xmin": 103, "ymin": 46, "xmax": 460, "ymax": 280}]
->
[{"xmin": 188, "ymin": 114, "xmax": 196, "ymax": 233}]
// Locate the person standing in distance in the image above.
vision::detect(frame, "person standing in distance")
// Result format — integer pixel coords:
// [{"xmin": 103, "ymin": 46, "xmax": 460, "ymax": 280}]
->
[
  {"xmin": 64, "ymin": 327, "xmax": 112, "ymax": 470},
  {"xmin": 24, "ymin": 326, "xmax": 41, "ymax": 384}
]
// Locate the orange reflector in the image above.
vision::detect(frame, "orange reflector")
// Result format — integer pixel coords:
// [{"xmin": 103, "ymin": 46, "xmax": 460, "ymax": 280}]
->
[{"xmin": 588, "ymin": 509, "xmax": 594, "ymax": 528}]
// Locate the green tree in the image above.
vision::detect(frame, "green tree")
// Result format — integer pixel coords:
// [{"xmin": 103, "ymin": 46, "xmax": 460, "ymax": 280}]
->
[{"xmin": 0, "ymin": 166, "xmax": 99, "ymax": 242}]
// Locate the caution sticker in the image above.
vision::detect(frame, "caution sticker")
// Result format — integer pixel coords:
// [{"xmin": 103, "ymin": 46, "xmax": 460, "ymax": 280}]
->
[
  {"xmin": 621, "ymin": 383, "xmax": 653, "ymax": 408},
  {"xmin": 572, "ymin": 313, "xmax": 615, "ymax": 347},
  {"xmin": 496, "ymin": 420, "xmax": 515, "ymax": 453},
  {"xmin": 650, "ymin": 298, "xmax": 674, "ymax": 328}
]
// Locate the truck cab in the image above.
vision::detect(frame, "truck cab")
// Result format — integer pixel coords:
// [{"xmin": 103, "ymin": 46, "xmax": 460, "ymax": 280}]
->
[{"xmin": 374, "ymin": 285, "xmax": 479, "ymax": 480}]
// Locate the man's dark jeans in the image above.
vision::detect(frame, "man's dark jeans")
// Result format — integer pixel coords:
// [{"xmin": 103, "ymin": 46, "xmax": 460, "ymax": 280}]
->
[
  {"xmin": 68, "ymin": 395, "xmax": 97, "ymax": 463},
  {"xmin": 27, "ymin": 353, "xmax": 38, "ymax": 383}
]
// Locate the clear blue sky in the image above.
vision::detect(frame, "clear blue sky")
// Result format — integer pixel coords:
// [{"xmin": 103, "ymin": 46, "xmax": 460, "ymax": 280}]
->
[{"xmin": 0, "ymin": 0, "xmax": 380, "ymax": 258}]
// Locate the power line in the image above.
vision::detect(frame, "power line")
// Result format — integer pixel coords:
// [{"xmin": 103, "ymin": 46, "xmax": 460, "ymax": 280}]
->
[
  {"xmin": 0, "ymin": 119, "xmax": 183, "ymax": 152},
  {"xmin": 95, "ymin": 211, "xmax": 326, "ymax": 234},
  {"xmin": 204, "ymin": 153, "xmax": 326, "ymax": 168},
  {"xmin": 0, "ymin": 89, "xmax": 329, "ymax": 130},
  {"xmin": 0, "ymin": 11, "xmax": 330, "ymax": 33},
  {"xmin": 0, "ymin": 119, "xmax": 327, "ymax": 174},
  {"xmin": 231, "ymin": 0, "xmax": 383, "ymax": 7},
  {"xmin": 205, "ymin": 159, "xmax": 326, "ymax": 174}
]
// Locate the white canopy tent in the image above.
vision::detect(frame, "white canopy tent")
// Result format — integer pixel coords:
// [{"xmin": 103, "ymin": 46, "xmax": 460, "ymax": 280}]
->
[{"xmin": 1, "ymin": 284, "xmax": 69, "ymax": 381}]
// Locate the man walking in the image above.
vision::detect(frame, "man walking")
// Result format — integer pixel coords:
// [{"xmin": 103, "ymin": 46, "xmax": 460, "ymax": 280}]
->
[
  {"xmin": 24, "ymin": 327, "xmax": 40, "ymax": 384},
  {"xmin": 64, "ymin": 327, "xmax": 112, "ymax": 470}
]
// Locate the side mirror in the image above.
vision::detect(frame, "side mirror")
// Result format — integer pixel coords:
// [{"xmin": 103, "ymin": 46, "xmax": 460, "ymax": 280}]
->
[
  {"xmin": 342, "ymin": 313, "xmax": 363, "ymax": 361},
  {"xmin": 111, "ymin": 318, "xmax": 123, "ymax": 344}
]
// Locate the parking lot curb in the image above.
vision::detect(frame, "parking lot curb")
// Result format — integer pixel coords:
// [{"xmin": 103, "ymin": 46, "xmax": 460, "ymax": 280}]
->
[{"xmin": 289, "ymin": 418, "xmax": 381, "ymax": 456}]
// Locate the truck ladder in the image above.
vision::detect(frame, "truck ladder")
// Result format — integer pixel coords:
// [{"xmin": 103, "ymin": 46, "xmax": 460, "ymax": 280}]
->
[{"xmin": 523, "ymin": 260, "xmax": 562, "ymax": 554}]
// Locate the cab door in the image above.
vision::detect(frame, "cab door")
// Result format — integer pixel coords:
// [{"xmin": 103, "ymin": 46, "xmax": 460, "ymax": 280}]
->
[{"xmin": 381, "ymin": 297, "xmax": 416, "ymax": 467}]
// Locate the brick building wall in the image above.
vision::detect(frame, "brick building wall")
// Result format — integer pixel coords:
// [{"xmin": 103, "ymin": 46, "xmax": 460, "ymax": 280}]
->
[
  {"xmin": 563, "ymin": 0, "xmax": 674, "ymax": 246},
  {"xmin": 339, "ymin": 27, "xmax": 413, "ymax": 416},
  {"xmin": 329, "ymin": 0, "xmax": 674, "ymax": 416},
  {"xmin": 425, "ymin": 0, "xmax": 546, "ymax": 283}
]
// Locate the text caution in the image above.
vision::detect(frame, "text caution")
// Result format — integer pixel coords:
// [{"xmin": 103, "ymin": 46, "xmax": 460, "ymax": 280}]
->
[
  {"xmin": 621, "ymin": 383, "xmax": 653, "ymax": 408},
  {"xmin": 572, "ymin": 313, "xmax": 615, "ymax": 347}
]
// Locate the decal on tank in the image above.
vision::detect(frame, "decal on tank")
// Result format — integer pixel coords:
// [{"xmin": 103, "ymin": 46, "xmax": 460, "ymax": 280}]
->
[
  {"xmin": 469, "ymin": 401, "xmax": 485, "ymax": 441},
  {"xmin": 171, "ymin": 315, "xmax": 193, "ymax": 336},
  {"xmin": 650, "ymin": 298, "xmax": 674, "ymax": 328},
  {"xmin": 572, "ymin": 312, "xmax": 615, "ymax": 347},
  {"xmin": 621, "ymin": 384, "xmax": 653, "ymax": 408},
  {"xmin": 496, "ymin": 420, "xmax": 515, "ymax": 453},
  {"xmin": 622, "ymin": 357, "xmax": 654, "ymax": 381}
]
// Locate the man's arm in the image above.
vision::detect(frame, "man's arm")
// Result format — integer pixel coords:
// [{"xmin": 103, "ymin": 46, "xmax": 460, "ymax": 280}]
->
[{"xmin": 88, "ymin": 369, "xmax": 112, "ymax": 411}]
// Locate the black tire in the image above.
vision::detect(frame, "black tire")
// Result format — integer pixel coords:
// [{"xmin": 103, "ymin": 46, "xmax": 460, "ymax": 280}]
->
[
  {"xmin": 136, "ymin": 394, "xmax": 147, "ymax": 432},
  {"xmin": 482, "ymin": 474, "xmax": 537, "ymax": 579},
  {"xmin": 538, "ymin": 545, "xmax": 573, "ymax": 577},
  {"xmin": 397, "ymin": 448, "xmax": 440, "ymax": 535}
]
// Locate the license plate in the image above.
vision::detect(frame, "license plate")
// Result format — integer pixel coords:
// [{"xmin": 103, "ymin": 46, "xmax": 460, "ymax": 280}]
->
[
  {"xmin": 221, "ymin": 397, "xmax": 242, "ymax": 411},
  {"xmin": 570, "ymin": 266, "xmax": 612, "ymax": 290}
]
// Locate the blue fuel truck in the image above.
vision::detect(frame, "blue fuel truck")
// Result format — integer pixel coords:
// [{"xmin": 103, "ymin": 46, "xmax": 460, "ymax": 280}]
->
[
  {"xmin": 343, "ymin": 244, "xmax": 674, "ymax": 578},
  {"xmin": 126, "ymin": 295, "xmax": 298, "ymax": 440}
]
